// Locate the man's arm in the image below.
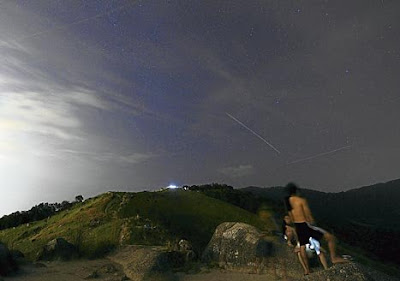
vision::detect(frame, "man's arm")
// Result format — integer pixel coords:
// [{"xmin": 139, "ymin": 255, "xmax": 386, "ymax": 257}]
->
[{"xmin": 302, "ymin": 198, "xmax": 315, "ymax": 224}]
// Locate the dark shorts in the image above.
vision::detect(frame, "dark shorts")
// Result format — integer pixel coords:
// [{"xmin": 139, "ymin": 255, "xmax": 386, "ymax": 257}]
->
[{"xmin": 294, "ymin": 222, "xmax": 326, "ymax": 246}]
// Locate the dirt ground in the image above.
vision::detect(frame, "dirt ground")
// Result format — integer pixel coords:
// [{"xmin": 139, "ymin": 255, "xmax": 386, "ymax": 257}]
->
[
  {"xmin": 3, "ymin": 259, "xmax": 128, "ymax": 281},
  {"xmin": 176, "ymin": 270, "xmax": 288, "ymax": 281},
  {"xmin": 2, "ymin": 259, "xmax": 289, "ymax": 281}
]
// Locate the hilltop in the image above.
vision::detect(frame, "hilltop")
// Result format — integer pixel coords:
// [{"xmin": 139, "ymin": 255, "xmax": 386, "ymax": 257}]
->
[{"xmin": 0, "ymin": 189, "xmax": 272, "ymax": 261}]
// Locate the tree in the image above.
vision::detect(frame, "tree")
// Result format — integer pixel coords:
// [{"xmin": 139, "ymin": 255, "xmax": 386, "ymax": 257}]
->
[
  {"xmin": 61, "ymin": 200, "xmax": 72, "ymax": 210},
  {"xmin": 75, "ymin": 195, "xmax": 84, "ymax": 203}
]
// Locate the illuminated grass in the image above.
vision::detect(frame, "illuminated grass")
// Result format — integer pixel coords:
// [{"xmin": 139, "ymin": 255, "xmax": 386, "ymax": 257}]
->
[{"xmin": 0, "ymin": 190, "xmax": 273, "ymax": 260}]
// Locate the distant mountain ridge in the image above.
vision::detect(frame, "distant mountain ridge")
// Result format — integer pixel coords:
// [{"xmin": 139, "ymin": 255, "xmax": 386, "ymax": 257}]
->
[
  {"xmin": 242, "ymin": 178, "xmax": 400, "ymax": 230},
  {"xmin": 242, "ymin": 179, "xmax": 400, "ymax": 267}
]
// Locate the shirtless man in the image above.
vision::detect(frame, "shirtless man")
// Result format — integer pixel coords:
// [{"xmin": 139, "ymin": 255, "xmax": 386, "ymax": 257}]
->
[{"xmin": 284, "ymin": 182, "xmax": 348, "ymax": 275}]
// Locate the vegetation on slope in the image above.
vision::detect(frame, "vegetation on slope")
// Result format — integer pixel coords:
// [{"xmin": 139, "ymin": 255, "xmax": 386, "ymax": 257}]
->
[
  {"xmin": 0, "ymin": 196, "xmax": 83, "ymax": 230},
  {"xmin": 0, "ymin": 189, "xmax": 273, "ymax": 260}
]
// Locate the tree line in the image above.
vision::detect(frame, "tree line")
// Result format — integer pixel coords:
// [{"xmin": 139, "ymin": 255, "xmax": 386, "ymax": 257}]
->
[
  {"xmin": 0, "ymin": 195, "xmax": 84, "ymax": 230},
  {"xmin": 183, "ymin": 183, "xmax": 278, "ymax": 214}
]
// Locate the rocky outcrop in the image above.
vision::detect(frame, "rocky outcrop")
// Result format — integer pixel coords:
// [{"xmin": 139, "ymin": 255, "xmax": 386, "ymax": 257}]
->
[
  {"xmin": 37, "ymin": 238, "xmax": 78, "ymax": 261},
  {"xmin": 204, "ymin": 223, "xmax": 280, "ymax": 262},
  {"xmin": 302, "ymin": 263, "xmax": 400, "ymax": 281},
  {"xmin": 303, "ymin": 263, "xmax": 373, "ymax": 281},
  {"xmin": 109, "ymin": 245, "xmax": 185, "ymax": 281},
  {"xmin": 0, "ymin": 243, "xmax": 18, "ymax": 276},
  {"xmin": 202, "ymin": 222, "xmax": 273, "ymax": 267},
  {"xmin": 202, "ymin": 222, "xmax": 303, "ymax": 277}
]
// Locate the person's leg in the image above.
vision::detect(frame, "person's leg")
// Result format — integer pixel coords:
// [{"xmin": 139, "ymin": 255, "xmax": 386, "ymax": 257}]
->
[
  {"xmin": 299, "ymin": 245, "xmax": 310, "ymax": 274},
  {"xmin": 323, "ymin": 232, "xmax": 349, "ymax": 264},
  {"xmin": 295, "ymin": 248, "xmax": 308, "ymax": 274},
  {"xmin": 297, "ymin": 252, "xmax": 308, "ymax": 274},
  {"xmin": 317, "ymin": 252, "xmax": 329, "ymax": 270}
]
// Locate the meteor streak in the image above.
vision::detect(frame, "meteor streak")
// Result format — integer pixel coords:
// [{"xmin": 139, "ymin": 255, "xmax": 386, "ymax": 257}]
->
[
  {"xmin": 226, "ymin": 112, "xmax": 281, "ymax": 154},
  {"xmin": 288, "ymin": 145, "xmax": 352, "ymax": 165}
]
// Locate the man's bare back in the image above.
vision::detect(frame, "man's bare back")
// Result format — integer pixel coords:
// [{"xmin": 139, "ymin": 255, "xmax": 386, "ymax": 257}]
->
[{"xmin": 288, "ymin": 195, "xmax": 314, "ymax": 223}]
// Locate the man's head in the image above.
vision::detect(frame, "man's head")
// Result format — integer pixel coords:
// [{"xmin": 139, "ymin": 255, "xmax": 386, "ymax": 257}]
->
[
  {"xmin": 286, "ymin": 182, "xmax": 299, "ymax": 195},
  {"xmin": 284, "ymin": 215, "xmax": 292, "ymax": 224}
]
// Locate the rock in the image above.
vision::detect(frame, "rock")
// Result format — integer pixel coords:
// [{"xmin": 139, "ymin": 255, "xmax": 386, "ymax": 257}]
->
[
  {"xmin": 109, "ymin": 245, "xmax": 184, "ymax": 281},
  {"xmin": 202, "ymin": 222, "xmax": 304, "ymax": 278},
  {"xmin": 89, "ymin": 219, "xmax": 101, "ymax": 227},
  {"xmin": 99, "ymin": 263, "xmax": 118, "ymax": 273},
  {"xmin": 119, "ymin": 219, "xmax": 132, "ymax": 245},
  {"xmin": 0, "ymin": 243, "xmax": 18, "ymax": 276},
  {"xmin": 178, "ymin": 239, "xmax": 192, "ymax": 252},
  {"xmin": 37, "ymin": 237, "xmax": 78, "ymax": 261},
  {"xmin": 10, "ymin": 250, "xmax": 25, "ymax": 264},
  {"xmin": 302, "ymin": 263, "xmax": 399, "ymax": 281},
  {"xmin": 177, "ymin": 239, "xmax": 196, "ymax": 262},
  {"xmin": 202, "ymin": 222, "xmax": 275, "ymax": 267},
  {"xmin": 84, "ymin": 270, "xmax": 100, "ymax": 279}
]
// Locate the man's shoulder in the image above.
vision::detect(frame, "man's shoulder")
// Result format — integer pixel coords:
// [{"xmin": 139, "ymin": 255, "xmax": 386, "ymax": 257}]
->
[
  {"xmin": 289, "ymin": 195, "xmax": 304, "ymax": 201},
  {"xmin": 290, "ymin": 195, "xmax": 306, "ymax": 205}
]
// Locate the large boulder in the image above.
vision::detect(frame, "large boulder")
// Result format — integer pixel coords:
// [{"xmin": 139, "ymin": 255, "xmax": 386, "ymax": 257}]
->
[
  {"xmin": 202, "ymin": 222, "xmax": 275, "ymax": 267},
  {"xmin": 0, "ymin": 243, "xmax": 18, "ymax": 276},
  {"xmin": 202, "ymin": 222, "xmax": 302, "ymax": 276},
  {"xmin": 37, "ymin": 238, "xmax": 78, "ymax": 261}
]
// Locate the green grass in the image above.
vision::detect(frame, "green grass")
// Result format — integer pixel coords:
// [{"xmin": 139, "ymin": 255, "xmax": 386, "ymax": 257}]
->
[
  {"xmin": 0, "ymin": 190, "xmax": 274, "ymax": 260},
  {"xmin": 118, "ymin": 190, "xmax": 272, "ymax": 252},
  {"xmin": 0, "ymin": 193, "xmax": 121, "ymax": 260}
]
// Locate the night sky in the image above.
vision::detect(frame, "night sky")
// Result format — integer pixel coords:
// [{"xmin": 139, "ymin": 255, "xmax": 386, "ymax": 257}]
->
[{"xmin": 1, "ymin": 0, "xmax": 400, "ymax": 215}]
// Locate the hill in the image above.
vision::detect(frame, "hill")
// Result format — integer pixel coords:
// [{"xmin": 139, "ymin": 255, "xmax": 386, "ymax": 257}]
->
[
  {"xmin": 0, "ymin": 189, "xmax": 272, "ymax": 260},
  {"xmin": 1, "ymin": 185, "xmax": 399, "ymax": 279}
]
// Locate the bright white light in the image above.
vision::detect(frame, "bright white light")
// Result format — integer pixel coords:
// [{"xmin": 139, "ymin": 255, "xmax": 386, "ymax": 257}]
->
[{"xmin": 167, "ymin": 184, "xmax": 178, "ymax": 189}]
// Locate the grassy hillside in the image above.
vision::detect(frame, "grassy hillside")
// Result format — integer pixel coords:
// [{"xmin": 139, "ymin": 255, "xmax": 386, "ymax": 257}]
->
[{"xmin": 0, "ymin": 189, "xmax": 273, "ymax": 260}]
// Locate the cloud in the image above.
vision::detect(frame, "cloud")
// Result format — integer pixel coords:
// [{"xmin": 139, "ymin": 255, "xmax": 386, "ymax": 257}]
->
[
  {"xmin": 69, "ymin": 91, "xmax": 109, "ymax": 110},
  {"xmin": 219, "ymin": 164, "xmax": 254, "ymax": 178},
  {"xmin": 0, "ymin": 1, "xmax": 163, "ymax": 188},
  {"xmin": 90, "ymin": 151, "xmax": 155, "ymax": 165},
  {"xmin": 0, "ymin": 92, "xmax": 82, "ymax": 141},
  {"xmin": 56, "ymin": 149, "xmax": 155, "ymax": 165},
  {"xmin": 117, "ymin": 153, "xmax": 155, "ymax": 164}
]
